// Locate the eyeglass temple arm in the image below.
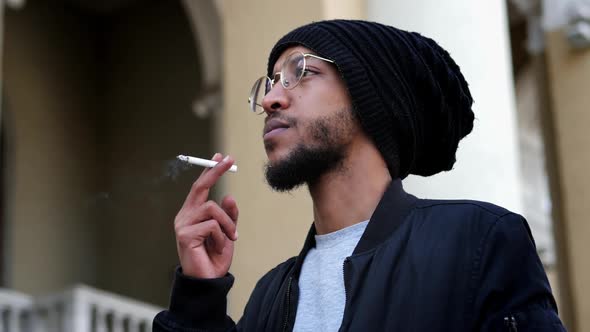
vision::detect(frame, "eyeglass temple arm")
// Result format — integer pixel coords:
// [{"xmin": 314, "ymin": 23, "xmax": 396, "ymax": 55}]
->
[{"xmin": 304, "ymin": 53, "xmax": 335, "ymax": 63}]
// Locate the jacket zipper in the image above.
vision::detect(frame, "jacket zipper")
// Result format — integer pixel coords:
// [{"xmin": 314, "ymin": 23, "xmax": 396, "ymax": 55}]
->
[
  {"xmin": 282, "ymin": 276, "xmax": 293, "ymax": 332},
  {"xmin": 343, "ymin": 258, "xmax": 350, "ymax": 306},
  {"xmin": 504, "ymin": 315, "xmax": 518, "ymax": 332},
  {"xmin": 340, "ymin": 257, "xmax": 350, "ymax": 331}
]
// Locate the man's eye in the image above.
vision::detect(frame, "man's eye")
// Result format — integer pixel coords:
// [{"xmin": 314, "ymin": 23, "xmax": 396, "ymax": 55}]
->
[
  {"xmin": 302, "ymin": 69, "xmax": 319, "ymax": 77},
  {"xmin": 294, "ymin": 67, "xmax": 304, "ymax": 77}
]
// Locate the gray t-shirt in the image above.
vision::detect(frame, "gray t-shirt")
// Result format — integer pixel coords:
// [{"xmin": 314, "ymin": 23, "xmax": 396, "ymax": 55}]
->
[{"xmin": 293, "ymin": 220, "xmax": 369, "ymax": 332}]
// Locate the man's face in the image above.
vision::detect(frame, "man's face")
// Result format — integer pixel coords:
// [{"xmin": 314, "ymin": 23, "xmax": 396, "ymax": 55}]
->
[{"xmin": 261, "ymin": 46, "xmax": 359, "ymax": 191}]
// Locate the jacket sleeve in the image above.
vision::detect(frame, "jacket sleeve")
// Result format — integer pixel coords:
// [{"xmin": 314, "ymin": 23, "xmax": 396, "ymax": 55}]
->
[
  {"xmin": 472, "ymin": 213, "xmax": 566, "ymax": 331},
  {"xmin": 152, "ymin": 267, "xmax": 238, "ymax": 332}
]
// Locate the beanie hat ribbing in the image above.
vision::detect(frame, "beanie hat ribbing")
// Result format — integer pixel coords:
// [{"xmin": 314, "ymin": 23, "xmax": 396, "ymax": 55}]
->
[{"xmin": 267, "ymin": 20, "xmax": 475, "ymax": 179}]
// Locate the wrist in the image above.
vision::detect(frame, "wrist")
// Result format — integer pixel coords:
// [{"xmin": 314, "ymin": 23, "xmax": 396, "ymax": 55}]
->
[{"xmin": 168, "ymin": 266, "xmax": 235, "ymax": 325}]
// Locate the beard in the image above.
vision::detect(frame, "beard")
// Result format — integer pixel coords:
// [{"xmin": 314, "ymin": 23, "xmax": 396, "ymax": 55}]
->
[{"xmin": 264, "ymin": 108, "xmax": 355, "ymax": 192}]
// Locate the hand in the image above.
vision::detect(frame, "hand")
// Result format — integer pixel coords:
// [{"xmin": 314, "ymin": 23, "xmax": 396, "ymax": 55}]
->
[{"xmin": 174, "ymin": 153, "xmax": 239, "ymax": 279}]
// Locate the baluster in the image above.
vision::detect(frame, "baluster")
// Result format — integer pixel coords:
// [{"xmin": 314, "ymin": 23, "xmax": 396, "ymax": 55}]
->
[
  {"xmin": 53, "ymin": 302, "xmax": 66, "ymax": 332},
  {"xmin": 20, "ymin": 309, "xmax": 33, "ymax": 332},
  {"xmin": 65, "ymin": 295, "xmax": 90, "ymax": 332},
  {"xmin": 0, "ymin": 307, "xmax": 5, "ymax": 332},
  {"xmin": 30, "ymin": 308, "xmax": 45, "ymax": 332},
  {"xmin": 47, "ymin": 304, "xmax": 60, "ymax": 332},
  {"xmin": 112, "ymin": 313, "xmax": 124, "ymax": 332},
  {"xmin": 10, "ymin": 309, "xmax": 21, "ymax": 332},
  {"xmin": 128, "ymin": 317, "xmax": 140, "ymax": 332},
  {"xmin": 95, "ymin": 307, "xmax": 107, "ymax": 332}
]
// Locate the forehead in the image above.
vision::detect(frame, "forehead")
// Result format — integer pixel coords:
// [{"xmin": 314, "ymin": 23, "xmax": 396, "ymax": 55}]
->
[{"xmin": 272, "ymin": 45, "xmax": 317, "ymax": 72}]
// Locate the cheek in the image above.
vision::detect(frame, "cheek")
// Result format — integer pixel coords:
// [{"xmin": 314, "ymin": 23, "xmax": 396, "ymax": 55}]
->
[
  {"xmin": 290, "ymin": 86, "xmax": 353, "ymax": 138},
  {"xmin": 296, "ymin": 114, "xmax": 333, "ymax": 144},
  {"xmin": 294, "ymin": 93, "xmax": 344, "ymax": 117},
  {"xmin": 315, "ymin": 87, "xmax": 351, "ymax": 111},
  {"xmin": 309, "ymin": 121, "xmax": 331, "ymax": 141}
]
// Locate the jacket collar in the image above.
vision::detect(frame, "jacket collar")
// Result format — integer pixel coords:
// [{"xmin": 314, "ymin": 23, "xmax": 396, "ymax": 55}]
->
[
  {"xmin": 352, "ymin": 179, "xmax": 417, "ymax": 254},
  {"xmin": 292, "ymin": 179, "xmax": 418, "ymax": 276}
]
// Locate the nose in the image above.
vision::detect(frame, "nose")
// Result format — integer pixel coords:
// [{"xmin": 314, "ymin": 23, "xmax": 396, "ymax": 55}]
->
[{"xmin": 261, "ymin": 83, "xmax": 290, "ymax": 115}]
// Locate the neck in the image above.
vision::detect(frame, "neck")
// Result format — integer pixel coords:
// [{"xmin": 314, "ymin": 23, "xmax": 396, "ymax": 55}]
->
[{"xmin": 309, "ymin": 139, "xmax": 392, "ymax": 235}]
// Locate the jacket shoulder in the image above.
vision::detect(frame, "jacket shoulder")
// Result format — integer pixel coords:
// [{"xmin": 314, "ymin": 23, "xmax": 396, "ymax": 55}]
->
[
  {"xmin": 413, "ymin": 198, "xmax": 519, "ymax": 223},
  {"xmin": 404, "ymin": 198, "xmax": 531, "ymax": 241},
  {"xmin": 415, "ymin": 198, "xmax": 514, "ymax": 217}
]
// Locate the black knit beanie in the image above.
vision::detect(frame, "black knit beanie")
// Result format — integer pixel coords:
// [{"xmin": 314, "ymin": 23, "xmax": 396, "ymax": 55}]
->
[{"xmin": 267, "ymin": 20, "xmax": 475, "ymax": 179}]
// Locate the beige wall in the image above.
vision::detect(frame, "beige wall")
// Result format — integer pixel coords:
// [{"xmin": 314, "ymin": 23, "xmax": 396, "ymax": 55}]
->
[
  {"xmin": 3, "ymin": 1, "xmax": 99, "ymax": 293},
  {"xmin": 545, "ymin": 30, "xmax": 590, "ymax": 332},
  {"xmin": 221, "ymin": 0, "xmax": 364, "ymax": 319}
]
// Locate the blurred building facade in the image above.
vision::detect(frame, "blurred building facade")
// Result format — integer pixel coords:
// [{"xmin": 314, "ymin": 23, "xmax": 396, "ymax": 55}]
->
[{"xmin": 0, "ymin": 0, "xmax": 588, "ymax": 331}]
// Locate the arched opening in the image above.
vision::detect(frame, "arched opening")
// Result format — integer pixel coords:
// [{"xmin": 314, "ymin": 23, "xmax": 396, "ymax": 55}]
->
[{"xmin": 1, "ymin": 0, "xmax": 220, "ymax": 307}]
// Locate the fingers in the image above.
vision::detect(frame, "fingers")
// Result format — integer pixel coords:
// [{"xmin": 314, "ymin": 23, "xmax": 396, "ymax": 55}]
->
[
  {"xmin": 183, "ymin": 153, "xmax": 235, "ymax": 208},
  {"xmin": 221, "ymin": 195, "xmax": 239, "ymax": 224},
  {"xmin": 196, "ymin": 155, "xmax": 235, "ymax": 195},
  {"xmin": 176, "ymin": 219, "xmax": 226, "ymax": 255},
  {"xmin": 176, "ymin": 153, "xmax": 238, "ymax": 250},
  {"xmin": 182, "ymin": 153, "xmax": 221, "ymax": 207},
  {"xmin": 199, "ymin": 153, "xmax": 223, "ymax": 178},
  {"xmin": 190, "ymin": 153, "xmax": 226, "ymax": 205},
  {"xmin": 179, "ymin": 200, "xmax": 238, "ymax": 241}
]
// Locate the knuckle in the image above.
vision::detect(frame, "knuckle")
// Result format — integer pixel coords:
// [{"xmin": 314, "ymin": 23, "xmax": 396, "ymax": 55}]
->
[
  {"xmin": 212, "ymin": 220, "xmax": 222, "ymax": 231},
  {"xmin": 174, "ymin": 215, "xmax": 182, "ymax": 226},
  {"xmin": 203, "ymin": 219, "xmax": 219, "ymax": 233},
  {"xmin": 176, "ymin": 229, "xmax": 188, "ymax": 243},
  {"xmin": 204, "ymin": 200, "xmax": 217, "ymax": 211},
  {"xmin": 205, "ymin": 219, "xmax": 218, "ymax": 228},
  {"xmin": 174, "ymin": 220, "xmax": 183, "ymax": 233},
  {"xmin": 191, "ymin": 179, "xmax": 204, "ymax": 191}
]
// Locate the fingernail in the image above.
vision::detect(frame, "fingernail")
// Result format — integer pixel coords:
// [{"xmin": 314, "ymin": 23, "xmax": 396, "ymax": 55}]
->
[
  {"xmin": 212, "ymin": 153, "xmax": 221, "ymax": 159},
  {"xmin": 223, "ymin": 155, "xmax": 230, "ymax": 163},
  {"xmin": 234, "ymin": 231, "xmax": 239, "ymax": 240}
]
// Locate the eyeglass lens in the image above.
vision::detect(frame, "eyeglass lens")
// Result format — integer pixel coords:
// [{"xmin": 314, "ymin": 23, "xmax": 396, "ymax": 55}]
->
[
  {"xmin": 249, "ymin": 52, "xmax": 307, "ymax": 113},
  {"xmin": 281, "ymin": 53, "xmax": 305, "ymax": 89}
]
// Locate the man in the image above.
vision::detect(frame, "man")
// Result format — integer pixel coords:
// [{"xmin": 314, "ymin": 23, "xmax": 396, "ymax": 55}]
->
[{"xmin": 154, "ymin": 20, "xmax": 565, "ymax": 331}]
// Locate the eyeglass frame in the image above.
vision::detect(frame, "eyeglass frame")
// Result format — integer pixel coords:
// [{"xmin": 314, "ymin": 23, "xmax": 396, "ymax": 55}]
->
[{"xmin": 248, "ymin": 52, "xmax": 335, "ymax": 114}]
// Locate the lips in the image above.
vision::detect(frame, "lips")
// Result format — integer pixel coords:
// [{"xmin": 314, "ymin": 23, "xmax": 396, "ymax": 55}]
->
[{"xmin": 263, "ymin": 118, "xmax": 291, "ymax": 138}]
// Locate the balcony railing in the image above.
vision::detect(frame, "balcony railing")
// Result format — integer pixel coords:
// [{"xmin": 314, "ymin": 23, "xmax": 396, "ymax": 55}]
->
[
  {"xmin": 0, "ymin": 285, "xmax": 162, "ymax": 332},
  {"xmin": 0, "ymin": 289, "xmax": 32, "ymax": 332}
]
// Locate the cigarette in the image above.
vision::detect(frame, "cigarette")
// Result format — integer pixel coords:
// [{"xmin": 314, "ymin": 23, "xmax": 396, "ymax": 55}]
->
[{"xmin": 177, "ymin": 155, "xmax": 238, "ymax": 173}]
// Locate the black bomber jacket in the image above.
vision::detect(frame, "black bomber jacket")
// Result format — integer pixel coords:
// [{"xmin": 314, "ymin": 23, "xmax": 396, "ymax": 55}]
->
[{"xmin": 153, "ymin": 180, "xmax": 566, "ymax": 331}]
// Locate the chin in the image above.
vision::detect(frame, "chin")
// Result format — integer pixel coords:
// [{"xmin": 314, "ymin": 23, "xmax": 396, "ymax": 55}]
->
[{"xmin": 264, "ymin": 143, "xmax": 292, "ymax": 164}]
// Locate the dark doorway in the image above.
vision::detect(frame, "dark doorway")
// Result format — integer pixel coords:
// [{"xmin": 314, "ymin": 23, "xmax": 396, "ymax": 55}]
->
[{"xmin": 2, "ymin": 0, "xmax": 213, "ymax": 306}]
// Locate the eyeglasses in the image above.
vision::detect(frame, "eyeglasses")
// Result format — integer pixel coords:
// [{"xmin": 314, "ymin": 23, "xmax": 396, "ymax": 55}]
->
[{"xmin": 248, "ymin": 52, "xmax": 334, "ymax": 114}]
